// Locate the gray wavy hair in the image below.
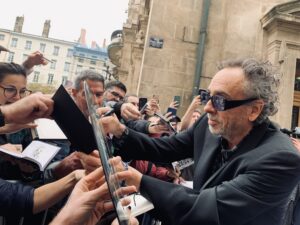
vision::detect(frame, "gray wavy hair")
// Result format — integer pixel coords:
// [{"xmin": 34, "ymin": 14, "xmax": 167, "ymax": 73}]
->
[{"xmin": 218, "ymin": 58, "xmax": 280, "ymax": 124}]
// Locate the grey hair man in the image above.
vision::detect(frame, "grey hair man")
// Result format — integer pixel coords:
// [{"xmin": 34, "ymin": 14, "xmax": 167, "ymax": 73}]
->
[
  {"xmin": 72, "ymin": 70, "xmax": 104, "ymax": 119},
  {"xmin": 102, "ymin": 58, "xmax": 300, "ymax": 225}
]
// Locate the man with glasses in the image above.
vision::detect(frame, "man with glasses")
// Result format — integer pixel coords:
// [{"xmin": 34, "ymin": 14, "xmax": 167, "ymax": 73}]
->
[
  {"xmin": 104, "ymin": 80, "xmax": 127, "ymax": 103},
  {"xmin": 101, "ymin": 58, "xmax": 300, "ymax": 225}
]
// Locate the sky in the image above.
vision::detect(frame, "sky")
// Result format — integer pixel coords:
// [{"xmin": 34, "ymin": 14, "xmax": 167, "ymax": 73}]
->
[{"xmin": 0, "ymin": 0, "xmax": 129, "ymax": 46}]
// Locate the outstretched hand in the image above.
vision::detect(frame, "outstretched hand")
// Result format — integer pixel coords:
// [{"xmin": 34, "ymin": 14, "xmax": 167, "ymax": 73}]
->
[
  {"xmin": 1, "ymin": 93, "xmax": 53, "ymax": 124},
  {"xmin": 50, "ymin": 165, "xmax": 137, "ymax": 225},
  {"xmin": 23, "ymin": 51, "xmax": 48, "ymax": 70}
]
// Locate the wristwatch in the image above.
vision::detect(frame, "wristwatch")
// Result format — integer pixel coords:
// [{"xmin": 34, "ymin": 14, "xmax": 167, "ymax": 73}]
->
[{"xmin": 0, "ymin": 107, "xmax": 5, "ymax": 127}]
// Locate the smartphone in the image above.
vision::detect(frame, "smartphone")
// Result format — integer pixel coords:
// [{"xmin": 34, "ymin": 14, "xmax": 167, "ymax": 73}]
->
[
  {"xmin": 198, "ymin": 89, "xmax": 208, "ymax": 104},
  {"xmin": 167, "ymin": 107, "xmax": 177, "ymax": 116},
  {"xmin": 173, "ymin": 96, "xmax": 181, "ymax": 106},
  {"xmin": 139, "ymin": 97, "xmax": 148, "ymax": 111}
]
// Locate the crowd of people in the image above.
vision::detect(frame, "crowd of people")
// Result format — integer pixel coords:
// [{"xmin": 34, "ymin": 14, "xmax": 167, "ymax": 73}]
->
[{"xmin": 0, "ymin": 45, "xmax": 299, "ymax": 225}]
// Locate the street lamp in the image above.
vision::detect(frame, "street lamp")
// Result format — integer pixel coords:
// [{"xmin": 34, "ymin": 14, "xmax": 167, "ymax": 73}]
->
[{"xmin": 103, "ymin": 63, "xmax": 118, "ymax": 81}]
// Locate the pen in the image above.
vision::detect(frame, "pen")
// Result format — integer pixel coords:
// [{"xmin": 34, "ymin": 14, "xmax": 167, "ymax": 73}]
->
[{"xmin": 42, "ymin": 56, "xmax": 52, "ymax": 63}]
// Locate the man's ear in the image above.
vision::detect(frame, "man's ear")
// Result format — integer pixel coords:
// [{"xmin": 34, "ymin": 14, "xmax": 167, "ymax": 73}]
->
[{"xmin": 248, "ymin": 100, "xmax": 264, "ymax": 122}]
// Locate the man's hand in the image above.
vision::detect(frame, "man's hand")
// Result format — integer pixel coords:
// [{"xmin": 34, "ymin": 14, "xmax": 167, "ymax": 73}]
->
[
  {"xmin": 100, "ymin": 116, "xmax": 126, "ymax": 138},
  {"xmin": 190, "ymin": 95, "xmax": 201, "ymax": 109},
  {"xmin": 148, "ymin": 123, "xmax": 169, "ymax": 134},
  {"xmin": 111, "ymin": 157, "xmax": 143, "ymax": 191},
  {"xmin": 53, "ymin": 150, "xmax": 103, "ymax": 179},
  {"xmin": 1, "ymin": 93, "xmax": 53, "ymax": 124},
  {"xmin": 53, "ymin": 152, "xmax": 83, "ymax": 179},
  {"xmin": 169, "ymin": 100, "xmax": 179, "ymax": 109},
  {"xmin": 291, "ymin": 137, "xmax": 300, "ymax": 152},
  {"xmin": 0, "ymin": 122, "xmax": 37, "ymax": 134},
  {"xmin": 22, "ymin": 51, "xmax": 48, "ymax": 70},
  {"xmin": 76, "ymin": 150, "xmax": 101, "ymax": 174},
  {"xmin": 147, "ymin": 99, "xmax": 160, "ymax": 114},
  {"xmin": 121, "ymin": 103, "xmax": 141, "ymax": 121},
  {"xmin": 50, "ymin": 165, "xmax": 137, "ymax": 225}
]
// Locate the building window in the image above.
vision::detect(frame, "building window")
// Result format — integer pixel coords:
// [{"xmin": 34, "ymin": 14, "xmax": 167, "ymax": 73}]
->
[
  {"xmin": 25, "ymin": 41, "xmax": 32, "ymax": 50},
  {"xmin": 47, "ymin": 74, "xmax": 54, "ymax": 84},
  {"xmin": 53, "ymin": 46, "xmax": 60, "ymax": 56},
  {"xmin": 11, "ymin": 38, "xmax": 18, "ymax": 48},
  {"xmin": 89, "ymin": 67, "xmax": 95, "ymax": 70},
  {"xmin": 40, "ymin": 43, "xmax": 46, "ymax": 53},
  {"xmin": 78, "ymin": 58, "xmax": 84, "ymax": 63},
  {"xmin": 7, "ymin": 52, "xmax": 14, "ymax": 62},
  {"xmin": 50, "ymin": 60, "xmax": 56, "ymax": 69},
  {"xmin": 64, "ymin": 62, "xmax": 71, "ymax": 72},
  {"xmin": 62, "ymin": 76, "xmax": 68, "ymax": 85},
  {"xmin": 0, "ymin": 34, "xmax": 5, "ymax": 40},
  {"xmin": 33, "ymin": 71, "xmax": 40, "ymax": 83},
  {"xmin": 76, "ymin": 65, "xmax": 82, "ymax": 74},
  {"xmin": 90, "ymin": 60, "xmax": 96, "ymax": 65},
  {"xmin": 67, "ymin": 49, "xmax": 73, "ymax": 57}
]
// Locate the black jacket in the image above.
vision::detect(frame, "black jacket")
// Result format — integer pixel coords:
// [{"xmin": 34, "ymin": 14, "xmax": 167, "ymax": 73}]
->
[{"xmin": 114, "ymin": 115, "xmax": 300, "ymax": 225}]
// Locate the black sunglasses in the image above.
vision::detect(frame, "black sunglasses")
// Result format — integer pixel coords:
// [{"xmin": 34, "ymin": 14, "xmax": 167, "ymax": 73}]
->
[{"xmin": 198, "ymin": 89, "xmax": 257, "ymax": 111}]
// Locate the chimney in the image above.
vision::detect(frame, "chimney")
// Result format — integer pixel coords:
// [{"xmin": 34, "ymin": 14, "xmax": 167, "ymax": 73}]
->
[
  {"xmin": 91, "ymin": 41, "xmax": 97, "ymax": 49},
  {"xmin": 78, "ymin": 29, "xmax": 87, "ymax": 46},
  {"xmin": 42, "ymin": 20, "xmax": 51, "ymax": 38},
  {"xmin": 14, "ymin": 16, "xmax": 24, "ymax": 33},
  {"xmin": 102, "ymin": 38, "xmax": 106, "ymax": 48}
]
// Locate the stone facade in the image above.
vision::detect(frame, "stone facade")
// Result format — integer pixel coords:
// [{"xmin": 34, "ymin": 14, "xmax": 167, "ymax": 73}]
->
[{"xmin": 112, "ymin": 0, "xmax": 300, "ymax": 128}]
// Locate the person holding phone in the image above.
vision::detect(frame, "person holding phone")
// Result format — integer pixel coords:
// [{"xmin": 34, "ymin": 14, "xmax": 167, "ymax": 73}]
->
[{"xmin": 180, "ymin": 95, "xmax": 201, "ymax": 131}]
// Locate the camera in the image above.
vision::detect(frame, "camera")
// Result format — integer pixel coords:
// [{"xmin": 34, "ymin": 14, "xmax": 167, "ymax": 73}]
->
[{"xmin": 280, "ymin": 127, "xmax": 300, "ymax": 138}]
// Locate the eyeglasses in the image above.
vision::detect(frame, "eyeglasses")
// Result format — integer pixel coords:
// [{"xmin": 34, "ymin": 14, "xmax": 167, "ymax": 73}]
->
[
  {"xmin": 0, "ymin": 85, "xmax": 32, "ymax": 99},
  {"xmin": 109, "ymin": 90, "xmax": 124, "ymax": 101},
  {"xmin": 199, "ymin": 89, "xmax": 257, "ymax": 111}
]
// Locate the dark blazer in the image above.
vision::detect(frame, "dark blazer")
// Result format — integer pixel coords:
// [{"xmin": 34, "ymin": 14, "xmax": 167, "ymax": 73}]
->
[{"xmin": 115, "ymin": 115, "xmax": 300, "ymax": 225}]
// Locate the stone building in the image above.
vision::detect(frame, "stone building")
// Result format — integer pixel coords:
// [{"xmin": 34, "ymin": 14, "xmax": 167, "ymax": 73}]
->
[
  {"xmin": 0, "ymin": 17, "xmax": 110, "ymax": 89},
  {"xmin": 108, "ymin": 0, "xmax": 300, "ymax": 129}
]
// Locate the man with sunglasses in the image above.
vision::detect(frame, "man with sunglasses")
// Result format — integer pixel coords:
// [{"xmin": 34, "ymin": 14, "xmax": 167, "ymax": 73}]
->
[{"xmin": 102, "ymin": 58, "xmax": 300, "ymax": 225}]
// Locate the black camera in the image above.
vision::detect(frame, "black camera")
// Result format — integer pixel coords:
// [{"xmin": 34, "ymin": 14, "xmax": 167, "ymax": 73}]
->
[{"xmin": 280, "ymin": 127, "xmax": 300, "ymax": 138}]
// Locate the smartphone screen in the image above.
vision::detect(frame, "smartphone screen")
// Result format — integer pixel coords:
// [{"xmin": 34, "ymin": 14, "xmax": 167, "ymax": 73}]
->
[
  {"xmin": 139, "ymin": 98, "xmax": 148, "ymax": 111},
  {"xmin": 173, "ymin": 96, "xmax": 181, "ymax": 106},
  {"xmin": 167, "ymin": 107, "xmax": 177, "ymax": 116}
]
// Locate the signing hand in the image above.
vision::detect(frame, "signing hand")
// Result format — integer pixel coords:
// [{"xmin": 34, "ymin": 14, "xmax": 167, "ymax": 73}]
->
[{"xmin": 121, "ymin": 103, "xmax": 141, "ymax": 121}]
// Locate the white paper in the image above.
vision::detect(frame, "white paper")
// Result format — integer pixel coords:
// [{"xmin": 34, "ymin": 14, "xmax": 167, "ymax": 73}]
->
[{"xmin": 34, "ymin": 118, "xmax": 67, "ymax": 139}]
